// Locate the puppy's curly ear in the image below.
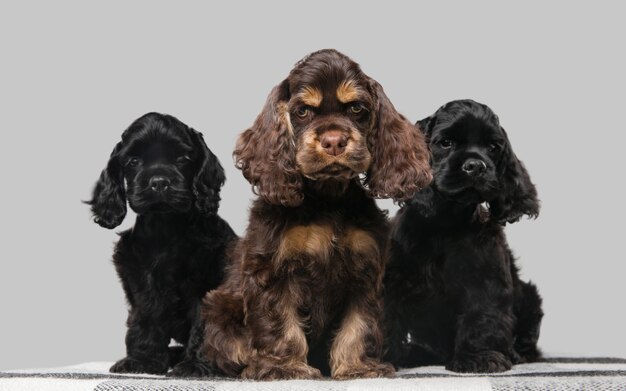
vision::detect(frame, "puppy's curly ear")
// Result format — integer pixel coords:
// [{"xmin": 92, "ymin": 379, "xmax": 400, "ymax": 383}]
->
[
  {"xmin": 87, "ymin": 142, "xmax": 127, "ymax": 229},
  {"xmin": 489, "ymin": 128, "xmax": 540, "ymax": 224},
  {"xmin": 234, "ymin": 80, "xmax": 303, "ymax": 207},
  {"xmin": 365, "ymin": 81, "xmax": 432, "ymax": 201},
  {"xmin": 189, "ymin": 128, "xmax": 226, "ymax": 216},
  {"xmin": 398, "ymin": 117, "xmax": 439, "ymax": 214}
]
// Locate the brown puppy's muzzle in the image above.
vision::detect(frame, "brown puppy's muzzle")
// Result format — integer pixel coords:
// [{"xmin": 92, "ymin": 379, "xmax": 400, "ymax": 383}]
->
[{"xmin": 296, "ymin": 116, "xmax": 371, "ymax": 181}]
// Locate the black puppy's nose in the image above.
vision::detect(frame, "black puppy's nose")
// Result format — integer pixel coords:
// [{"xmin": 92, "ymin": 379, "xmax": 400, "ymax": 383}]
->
[
  {"xmin": 462, "ymin": 159, "xmax": 487, "ymax": 177},
  {"xmin": 149, "ymin": 176, "xmax": 170, "ymax": 192}
]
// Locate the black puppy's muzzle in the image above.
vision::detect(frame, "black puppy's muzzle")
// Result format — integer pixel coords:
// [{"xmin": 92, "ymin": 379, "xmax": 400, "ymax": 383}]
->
[
  {"xmin": 149, "ymin": 176, "xmax": 171, "ymax": 193},
  {"xmin": 127, "ymin": 165, "xmax": 192, "ymax": 214},
  {"xmin": 462, "ymin": 158, "xmax": 487, "ymax": 177}
]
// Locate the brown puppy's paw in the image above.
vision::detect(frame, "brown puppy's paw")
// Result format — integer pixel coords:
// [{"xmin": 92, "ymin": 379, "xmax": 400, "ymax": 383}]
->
[
  {"xmin": 332, "ymin": 360, "xmax": 395, "ymax": 380},
  {"xmin": 241, "ymin": 361, "xmax": 322, "ymax": 380}
]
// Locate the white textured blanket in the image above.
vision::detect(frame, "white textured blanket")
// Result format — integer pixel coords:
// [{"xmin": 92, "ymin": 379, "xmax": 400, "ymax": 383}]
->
[{"xmin": 1, "ymin": 358, "xmax": 625, "ymax": 390}]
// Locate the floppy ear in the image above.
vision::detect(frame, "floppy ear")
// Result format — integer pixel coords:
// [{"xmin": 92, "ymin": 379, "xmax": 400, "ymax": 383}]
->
[
  {"xmin": 87, "ymin": 142, "xmax": 127, "ymax": 229},
  {"xmin": 416, "ymin": 115, "xmax": 434, "ymax": 140},
  {"xmin": 189, "ymin": 128, "xmax": 226, "ymax": 216},
  {"xmin": 365, "ymin": 81, "xmax": 432, "ymax": 201},
  {"xmin": 400, "ymin": 116, "xmax": 437, "ymax": 213},
  {"xmin": 233, "ymin": 80, "xmax": 303, "ymax": 207},
  {"xmin": 489, "ymin": 128, "xmax": 540, "ymax": 224}
]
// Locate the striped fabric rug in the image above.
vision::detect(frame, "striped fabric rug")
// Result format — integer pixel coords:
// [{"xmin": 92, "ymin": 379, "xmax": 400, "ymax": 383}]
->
[{"xmin": 1, "ymin": 358, "xmax": 625, "ymax": 390}]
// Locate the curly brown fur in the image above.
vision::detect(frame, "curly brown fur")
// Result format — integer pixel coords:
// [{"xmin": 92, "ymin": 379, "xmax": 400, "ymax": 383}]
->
[
  {"xmin": 171, "ymin": 49, "xmax": 431, "ymax": 380},
  {"xmin": 233, "ymin": 49, "xmax": 431, "ymax": 206},
  {"xmin": 384, "ymin": 100, "xmax": 543, "ymax": 373}
]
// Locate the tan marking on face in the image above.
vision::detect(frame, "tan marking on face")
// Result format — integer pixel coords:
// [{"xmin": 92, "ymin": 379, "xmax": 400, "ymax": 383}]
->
[
  {"xmin": 275, "ymin": 224, "xmax": 335, "ymax": 263},
  {"xmin": 297, "ymin": 86, "xmax": 323, "ymax": 107},
  {"xmin": 299, "ymin": 128, "xmax": 319, "ymax": 152},
  {"xmin": 296, "ymin": 127, "xmax": 372, "ymax": 179},
  {"xmin": 341, "ymin": 128, "xmax": 370, "ymax": 167},
  {"xmin": 336, "ymin": 80, "xmax": 363, "ymax": 104}
]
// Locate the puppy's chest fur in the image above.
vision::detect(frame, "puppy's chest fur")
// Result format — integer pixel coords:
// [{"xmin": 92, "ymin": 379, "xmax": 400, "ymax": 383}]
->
[
  {"xmin": 114, "ymin": 219, "xmax": 228, "ymax": 306},
  {"xmin": 258, "ymin": 201, "xmax": 387, "ymax": 339},
  {"xmin": 393, "ymin": 215, "xmax": 509, "ymax": 299},
  {"xmin": 116, "ymin": 235, "xmax": 192, "ymax": 302},
  {"xmin": 276, "ymin": 221, "xmax": 379, "ymax": 281}
]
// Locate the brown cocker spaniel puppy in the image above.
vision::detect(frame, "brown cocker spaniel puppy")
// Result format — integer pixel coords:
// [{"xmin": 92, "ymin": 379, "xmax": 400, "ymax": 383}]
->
[{"xmin": 169, "ymin": 49, "xmax": 431, "ymax": 380}]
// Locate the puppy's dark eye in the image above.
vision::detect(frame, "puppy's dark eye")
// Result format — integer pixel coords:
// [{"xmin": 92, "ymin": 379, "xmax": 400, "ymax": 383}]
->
[
  {"xmin": 488, "ymin": 143, "xmax": 500, "ymax": 152},
  {"xmin": 126, "ymin": 157, "xmax": 142, "ymax": 168},
  {"xmin": 439, "ymin": 139, "xmax": 454, "ymax": 149},
  {"xmin": 176, "ymin": 155, "xmax": 191, "ymax": 164},
  {"xmin": 295, "ymin": 106, "xmax": 311, "ymax": 119},
  {"xmin": 349, "ymin": 103, "xmax": 364, "ymax": 114}
]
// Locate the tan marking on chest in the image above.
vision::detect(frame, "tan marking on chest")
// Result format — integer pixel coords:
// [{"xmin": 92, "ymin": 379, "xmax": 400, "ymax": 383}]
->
[
  {"xmin": 275, "ymin": 224, "xmax": 335, "ymax": 262},
  {"xmin": 342, "ymin": 228, "xmax": 380, "ymax": 257}
]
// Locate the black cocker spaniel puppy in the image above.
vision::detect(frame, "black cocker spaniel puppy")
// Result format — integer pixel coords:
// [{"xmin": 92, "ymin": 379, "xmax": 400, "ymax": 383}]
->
[
  {"xmin": 87, "ymin": 112, "xmax": 236, "ymax": 374},
  {"xmin": 384, "ymin": 99, "xmax": 543, "ymax": 373}
]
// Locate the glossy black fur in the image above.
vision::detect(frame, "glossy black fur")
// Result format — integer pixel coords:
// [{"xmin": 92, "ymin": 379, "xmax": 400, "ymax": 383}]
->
[
  {"xmin": 384, "ymin": 100, "xmax": 543, "ymax": 373},
  {"xmin": 87, "ymin": 112, "xmax": 236, "ymax": 374}
]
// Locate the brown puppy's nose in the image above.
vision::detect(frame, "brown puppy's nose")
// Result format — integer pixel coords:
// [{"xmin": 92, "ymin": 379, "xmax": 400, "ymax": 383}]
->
[{"xmin": 320, "ymin": 130, "xmax": 348, "ymax": 156}]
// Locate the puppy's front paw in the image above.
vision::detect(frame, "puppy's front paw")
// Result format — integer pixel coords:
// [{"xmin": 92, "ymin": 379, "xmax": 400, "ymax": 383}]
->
[
  {"xmin": 333, "ymin": 360, "xmax": 395, "ymax": 380},
  {"xmin": 167, "ymin": 359, "xmax": 216, "ymax": 378},
  {"xmin": 447, "ymin": 351, "xmax": 512, "ymax": 373},
  {"xmin": 514, "ymin": 344, "xmax": 542, "ymax": 363},
  {"xmin": 110, "ymin": 357, "xmax": 168, "ymax": 375},
  {"xmin": 241, "ymin": 361, "xmax": 322, "ymax": 380}
]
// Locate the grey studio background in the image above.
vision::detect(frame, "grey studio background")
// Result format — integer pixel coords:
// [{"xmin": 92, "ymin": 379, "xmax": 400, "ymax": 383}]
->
[{"xmin": 0, "ymin": 1, "xmax": 624, "ymax": 371}]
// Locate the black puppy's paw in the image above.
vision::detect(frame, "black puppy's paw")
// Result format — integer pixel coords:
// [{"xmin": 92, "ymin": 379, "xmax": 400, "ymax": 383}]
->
[
  {"xmin": 514, "ymin": 345, "xmax": 542, "ymax": 363},
  {"xmin": 167, "ymin": 346, "xmax": 186, "ymax": 367},
  {"xmin": 110, "ymin": 357, "xmax": 168, "ymax": 375},
  {"xmin": 447, "ymin": 351, "xmax": 512, "ymax": 373},
  {"xmin": 167, "ymin": 359, "xmax": 216, "ymax": 378}
]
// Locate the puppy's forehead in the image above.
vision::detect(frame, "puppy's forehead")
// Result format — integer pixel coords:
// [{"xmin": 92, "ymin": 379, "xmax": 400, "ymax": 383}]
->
[
  {"xmin": 441, "ymin": 115, "xmax": 503, "ymax": 142},
  {"xmin": 122, "ymin": 122, "xmax": 193, "ymax": 156},
  {"xmin": 292, "ymin": 77, "xmax": 369, "ymax": 107},
  {"xmin": 290, "ymin": 52, "xmax": 369, "ymax": 107}
]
